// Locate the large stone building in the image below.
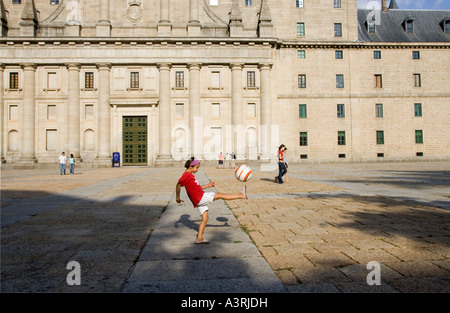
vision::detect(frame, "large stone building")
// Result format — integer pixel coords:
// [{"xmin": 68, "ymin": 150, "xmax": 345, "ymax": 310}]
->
[{"xmin": 1, "ymin": 0, "xmax": 449, "ymax": 167}]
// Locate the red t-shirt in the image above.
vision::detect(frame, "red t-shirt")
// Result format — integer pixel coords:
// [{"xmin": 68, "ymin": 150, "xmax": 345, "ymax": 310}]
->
[
  {"xmin": 278, "ymin": 150, "xmax": 284, "ymax": 162},
  {"xmin": 178, "ymin": 171, "xmax": 204, "ymax": 207}
]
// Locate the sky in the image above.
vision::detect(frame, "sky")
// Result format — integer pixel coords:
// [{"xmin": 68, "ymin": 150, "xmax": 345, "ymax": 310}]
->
[{"xmin": 357, "ymin": 0, "xmax": 450, "ymax": 10}]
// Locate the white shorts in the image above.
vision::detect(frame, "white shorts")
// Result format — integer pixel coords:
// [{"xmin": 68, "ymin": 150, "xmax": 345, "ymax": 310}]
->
[{"xmin": 196, "ymin": 192, "xmax": 215, "ymax": 216}]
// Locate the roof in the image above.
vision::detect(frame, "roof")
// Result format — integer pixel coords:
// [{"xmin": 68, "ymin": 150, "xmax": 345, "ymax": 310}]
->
[{"xmin": 358, "ymin": 9, "xmax": 450, "ymax": 42}]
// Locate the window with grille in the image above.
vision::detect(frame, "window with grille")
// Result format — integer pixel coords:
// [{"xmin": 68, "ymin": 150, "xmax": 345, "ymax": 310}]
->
[
  {"xmin": 298, "ymin": 74, "xmax": 306, "ymax": 88},
  {"xmin": 297, "ymin": 23, "xmax": 305, "ymax": 36},
  {"xmin": 336, "ymin": 74, "xmax": 344, "ymax": 88},
  {"xmin": 85, "ymin": 72, "xmax": 94, "ymax": 89},
  {"xmin": 338, "ymin": 131, "xmax": 346, "ymax": 145},
  {"xmin": 247, "ymin": 71, "xmax": 256, "ymax": 88},
  {"xmin": 9, "ymin": 72, "xmax": 19, "ymax": 89},
  {"xmin": 175, "ymin": 71, "xmax": 184, "ymax": 88},
  {"xmin": 376, "ymin": 131, "xmax": 384, "ymax": 145},
  {"xmin": 130, "ymin": 72, "xmax": 139, "ymax": 89},
  {"xmin": 299, "ymin": 132, "xmax": 308, "ymax": 146},
  {"xmin": 337, "ymin": 104, "xmax": 345, "ymax": 118}
]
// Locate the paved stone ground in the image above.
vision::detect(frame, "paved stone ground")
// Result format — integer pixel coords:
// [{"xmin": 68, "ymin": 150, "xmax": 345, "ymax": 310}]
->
[
  {"xmin": 209, "ymin": 161, "xmax": 450, "ymax": 293},
  {"xmin": 1, "ymin": 161, "xmax": 449, "ymax": 293}
]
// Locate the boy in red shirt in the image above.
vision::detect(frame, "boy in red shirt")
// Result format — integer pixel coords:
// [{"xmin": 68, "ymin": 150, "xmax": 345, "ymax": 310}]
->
[{"xmin": 176, "ymin": 157, "xmax": 247, "ymax": 244}]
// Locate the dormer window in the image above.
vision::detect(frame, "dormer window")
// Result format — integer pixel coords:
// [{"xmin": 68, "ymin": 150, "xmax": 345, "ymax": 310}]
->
[
  {"xmin": 440, "ymin": 18, "xmax": 450, "ymax": 33},
  {"xmin": 366, "ymin": 14, "xmax": 377, "ymax": 34},
  {"xmin": 403, "ymin": 19, "xmax": 414, "ymax": 33}
]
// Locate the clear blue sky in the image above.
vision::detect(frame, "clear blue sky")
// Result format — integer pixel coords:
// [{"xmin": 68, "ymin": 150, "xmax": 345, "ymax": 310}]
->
[{"xmin": 358, "ymin": 0, "xmax": 450, "ymax": 10}]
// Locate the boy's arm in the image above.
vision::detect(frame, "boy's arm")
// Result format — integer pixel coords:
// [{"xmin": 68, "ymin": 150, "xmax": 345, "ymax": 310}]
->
[{"xmin": 176, "ymin": 183, "xmax": 183, "ymax": 203}]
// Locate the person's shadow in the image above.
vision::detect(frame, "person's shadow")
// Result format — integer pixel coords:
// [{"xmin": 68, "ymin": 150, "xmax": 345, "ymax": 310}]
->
[{"xmin": 175, "ymin": 214, "xmax": 229, "ymax": 230}]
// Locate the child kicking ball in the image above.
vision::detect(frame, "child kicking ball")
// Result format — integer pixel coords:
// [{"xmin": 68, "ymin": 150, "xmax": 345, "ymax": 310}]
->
[{"xmin": 176, "ymin": 157, "xmax": 248, "ymax": 244}]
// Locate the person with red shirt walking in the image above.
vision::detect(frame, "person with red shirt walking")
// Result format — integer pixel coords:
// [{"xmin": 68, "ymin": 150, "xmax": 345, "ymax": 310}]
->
[
  {"xmin": 176, "ymin": 157, "xmax": 248, "ymax": 244},
  {"xmin": 275, "ymin": 144, "xmax": 287, "ymax": 184}
]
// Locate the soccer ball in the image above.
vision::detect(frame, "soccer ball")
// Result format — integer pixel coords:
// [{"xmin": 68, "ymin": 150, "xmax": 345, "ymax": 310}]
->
[{"xmin": 235, "ymin": 164, "xmax": 252, "ymax": 182}]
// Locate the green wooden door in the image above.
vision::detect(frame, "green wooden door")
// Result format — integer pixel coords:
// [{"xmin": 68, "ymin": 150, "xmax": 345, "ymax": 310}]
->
[{"xmin": 123, "ymin": 116, "xmax": 147, "ymax": 165}]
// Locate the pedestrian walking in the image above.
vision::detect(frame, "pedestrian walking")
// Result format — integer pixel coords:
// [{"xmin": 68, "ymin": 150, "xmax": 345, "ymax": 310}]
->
[
  {"xmin": 218, "ymin": 152, "xmax": 224, "ymax": 169},
  {"xmin": 69, "ymin": 154, "xmax": 75, "ymax": 174},
  {"xmin": 283, "ymin": 147, "xmax": 289, "ymax": 183},
  {"xmin": 176, "ymin": 157, "xmax": 248, "ymax": 244},
  {"xmin": 275, "ymin": 144, "xmax": 287, "ymax": 184},
  {"xmin": 58, "ymin": 152, "xmax": 67, "ymax": 175}
]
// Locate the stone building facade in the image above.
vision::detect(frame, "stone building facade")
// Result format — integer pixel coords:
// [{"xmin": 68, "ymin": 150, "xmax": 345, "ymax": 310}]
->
[{"xmin": 1, "ymin": 0, "xmax": 449, "ymax": 167}]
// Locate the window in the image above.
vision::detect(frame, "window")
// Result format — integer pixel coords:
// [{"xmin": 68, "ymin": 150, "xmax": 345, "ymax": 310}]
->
[
  {"xmin": 414, "ymin": 103, "xmax": 422, "ymax": 117},
  {"xmin": 336, "ymin": 74, "xmax": 344, "ymax": 88},
  {"xmin": 337, "ymin": 104, "xmax": 345, "ymax": 118},
  {"xmin": 413, "ymin": 74, "xmax": 421, "ymax": 87},
  {"xmin": 299, "ymin": 104, "xmax": 307, "ymax": 118},
  {"xmin": 334, "ymin": 23, "xmax": 342, "ymax": 37},
  {"xmin": 376, "ymin": 103, "xmax": 384, "ymax": 117},
  {"xmin": 9, "ymin": 72, "xmax": 19, "ymax": 89},
  {"xmin": 374, "ymin": 51, "xmax": 381, "ymax": 59},
  {"xmin": 247, "ymin": 103, "xmax": 256, "ymax": 118},
  {"xmin": 368, "ymin": 22, "xmax": 376, "ymax": 33},
  {"xmin": 298, "ymin": 50, "xmax": 306, "ymax": 59},
  {"xmin": 298, "ymin": 74, "xmax": 306, "ymax": 88},
  {"xmin": 247, "ymin": 71, "xmax": 256, "ymax": 88},
  {"xmin": 46, "ymin": 130, "xmax": 58, "ymax": 151},
  {"xmin": 444, "ymin": 20, "xmax": 450, "ymax": 33},
  {"xmin": 412, "ymin": 51, "xmax": 420, "ymax": 59},
  {"xmin": 175, "ymin": 71, "xmax": 184, "ymax": 88},
  {"xmin": 297, "ymin": 23, "xmax": 305, "ymax": 36},
  {"xmin": 211, "ymin": 71, "xmax": 220, "ymax": 89},
  {"xmin": 376, "ymin": 131, "xmax": 384, "ymax": 145},
  {"xmin": 130, "ymin": 72, "xmax": 139, "ymax": 89},
  {"xmin": 176, "ymin": 103, "xmax": 185, "ymax": 118},
  {"xmin": 338, "ymin": 131, "xmax": 346, "ymax": 145},
  {"xmin": 50, "ymin": 0, "xmax": 59, "ymax": 4},
  {"xmin": 47, "ymin": 105, "xmax": 57, "ymax": 120},
  {"xmin": 405, "ymin": 19, "xmax": 414, "ymax": 33},
  {"xmin": 47, "ymin": 72, "xmax": 57, "ymax": 90},
  {"xmin": 212, "ymin": 103, "xmax": 220, "ymax": 118},
  {"xmin": 85, "ymin": 104, "xmax": 94, "ymax": 119},
  {"xmin": 300, "ymin": 132, "xmax": 308, "ymax": 146},
  {"xmin": 415, "ymin": 130, "xmax": 423, "ymax": 144},
  {"xmin": 375, "ymin": 74, "xmax": 382, "ymax": 88},
  {"xmin": 334, "ymin": 0, "xmax": 341, "ymax": 8},
  {"xmin": 12, "ymin": 0, "xmax": 21, "ymax": 4},
  {"xmin": 296, "ymin": 0, "xmax": 304, "ymax": 8},
  {"xmin": 245, "ymin": 0, "xmax": 252, "ymax": 6},
  {"xmin": 85, "ymin": 72, "xmax": 94, "ymax": 89},
  {"xmin": 335, "ymin": 50, "xmax": 343, "ymax": 59},
  {"xmin": 9, "ymin": 105, "xmax": 19, "ymax": 120}
]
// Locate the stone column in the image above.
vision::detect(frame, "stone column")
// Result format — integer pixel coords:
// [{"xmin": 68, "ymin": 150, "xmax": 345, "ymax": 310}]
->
[
  {"xmin": 157, "ymin": 63, "xmax": 173, "ymax": 162},
  {"xmin": 259, "ymin": 63, "xmax": 272, "ymax": 160},
  {"xmin": 96, "ymin": 0, "xmax": 111, "ymax": 37},
  {"xmin": 230, "ymin": 63, "xmax": 245, "ymax": 160},
  {"xmin": 0, "ymin": 64, "xmax": 4, "ymax": 162},
  {"xmin": 158, "ymin": 0, "xmax": 171, "ymax": 36},
  {"xmin": 66, "ymin": 63, "xmax": 81, "ymax": 158},
  {"xmin": 96, "ymin": 63, "xmax": 111, "ymax": 160},
  {"xmin": 20, "ymin": 63, "xmax": 36, "ymax": 161},
  {"xmin": 188, "ymin": 0, "xmax": 201, "ymax": 36},
  {"xmin": 188, "ymin": 63, "xmax": 202, "ymax": 158}
]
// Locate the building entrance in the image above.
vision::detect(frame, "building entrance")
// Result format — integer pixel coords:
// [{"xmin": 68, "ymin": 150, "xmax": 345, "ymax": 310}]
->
[{"xmin": 122, "ymin": 116, "xmax": 147, "ymax": 165}]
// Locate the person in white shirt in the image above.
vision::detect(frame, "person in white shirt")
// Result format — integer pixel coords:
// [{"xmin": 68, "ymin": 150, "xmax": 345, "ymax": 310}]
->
[{"xmin": 58, "ymin": 152, "xmax": 67, "ymax": 175}]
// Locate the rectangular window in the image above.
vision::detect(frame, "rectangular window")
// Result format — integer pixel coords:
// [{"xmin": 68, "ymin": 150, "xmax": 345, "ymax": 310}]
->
[
  {"xmin": 415, "ymin": 130, "xmax": 423, "ymax": 144},
  {"xmin": 376, "ymin": 131, "xmax": 384, "ymax": 145},
  {"xmin": 297, "ymin": 23, "xmax": 305, "ymax": 36},
  {"xmin": 338, "ymin": 131, "xmax": 346, "ymax": 145},
  {"xmin": 375, "ymin": 74, "xmax": 383, "ymax": 88},
  {"xmin": 337, "ymin": 104, "xmax": 345, "ymax": 118},
  {"xmin": 247, "ymin": 103, "xmax": 256, "ymax": 118},
  {"xmin": 47, "ymin": 72, "xmax": 57, "ymax": 89},
  {"xmin": 9, "ymin": 72, "xmax": 19, "ymax": 89},
  {"xmin": 368, "ymin": 22, "xmax": 376, "ymax": 33},
  {"xmin": 175, "ymin": 71, "xmax": 184, "ymax": 88},
  {"xmin": 247, "ymin": 71, "xmax": 256, "ymax": 88},
  {"xmin": 414, "ymin": 103, "xmax": 422, "ymax": 117},
  {"xmin": 376, "ymin": 103, "xmax": 384, "ymax": 117},
  {"xmin": 130, "ymin": 72, "xmax": 140, "ymax": 89},
  {"xmin": 212, "ymin": 103, "xmax": 220, "ymax": 118},
  {"xmin": 299, "ymin": 104, "xmax": 307, "ymax": 118},
  {"xmin": 9, "ymin": 105, "xmax": 19, "ymax": 120},
  {"xmin": 412, "ymin": 51, "xmax": 420, "ymax": 59},
  {"xmin": 334, "ymin": 23, "xmax": 342, "ymax": 37},
  {"xmin": 374, "ymin": 51, "xmax": 381, "ymax": 59},
  {"xmin": 406, "ymin": 20, "xmax": 414, "ymax": 33},
  {"xmin": 85, "ymin": 72, "xmax": 94, "ymax": 89},
  {"xmin": 335, "ymin": 50, "xmax": 343, "ymax": 59},
  {"xmin": 296, "ymin": 0, "xmax": 304, "ymax": 8},
  {"xmin": 336, "ymin": 74, "xmax": 344, "ymax": 88},
  {"xmin": 211, "ymin": 71, "xmax": 220, "ymax": 89},
  {"xmin": 245, "ymin": 0, "xmax": 252, "ymax": 6},
  {"xmin": 47, "ymin": 105, "xmax": 57, "ymax": 120},
  {"xmin": 85, "ymin": 104, "xmax": 94, "ymax": 120},
  {"xmin": 334, "ymin": 0, "xmax": 341, "ymax": 8},
  {"xmin": 414, "ymin": 74, "xmax": 421, "ymax": 87},
  {"xmin": 50, "ymin": 0, "xmax": 59, "ymax": 4},
  {"xmin": 297, "ymin": 50, "xmax": 306, "ymax": 59},
  {"xmin": 12, "ymin": 0, "xmax": 21, "ymax": 4},
  {"xmin": 176, "ymin": 103, "xmax": 185, "ymax": 118},
  {"xmin": 298, "ymin": 74, "xmax": 306, "ymax": 88},
  {"xmin": 299, "ymin": 132, "xmax": 308, "ymax": 146},
  {"xmin": 46, "ymin": 130, "xmax": 58, "ymax": 151},
  {"xmin": 445, "ymin": 21, "xmax": 450, "ymax": 33}
]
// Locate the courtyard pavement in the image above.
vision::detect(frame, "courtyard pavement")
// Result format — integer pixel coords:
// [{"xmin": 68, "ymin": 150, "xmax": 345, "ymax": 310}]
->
[{"xmin": 1, "ymin": 161, "xmax": 449, "ymax": 293}]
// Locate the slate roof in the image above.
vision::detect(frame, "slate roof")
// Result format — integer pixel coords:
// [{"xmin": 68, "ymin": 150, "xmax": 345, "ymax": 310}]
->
[{"xmin": 358, "ymin": 9, "xmax": 450, "ymax": 42}]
